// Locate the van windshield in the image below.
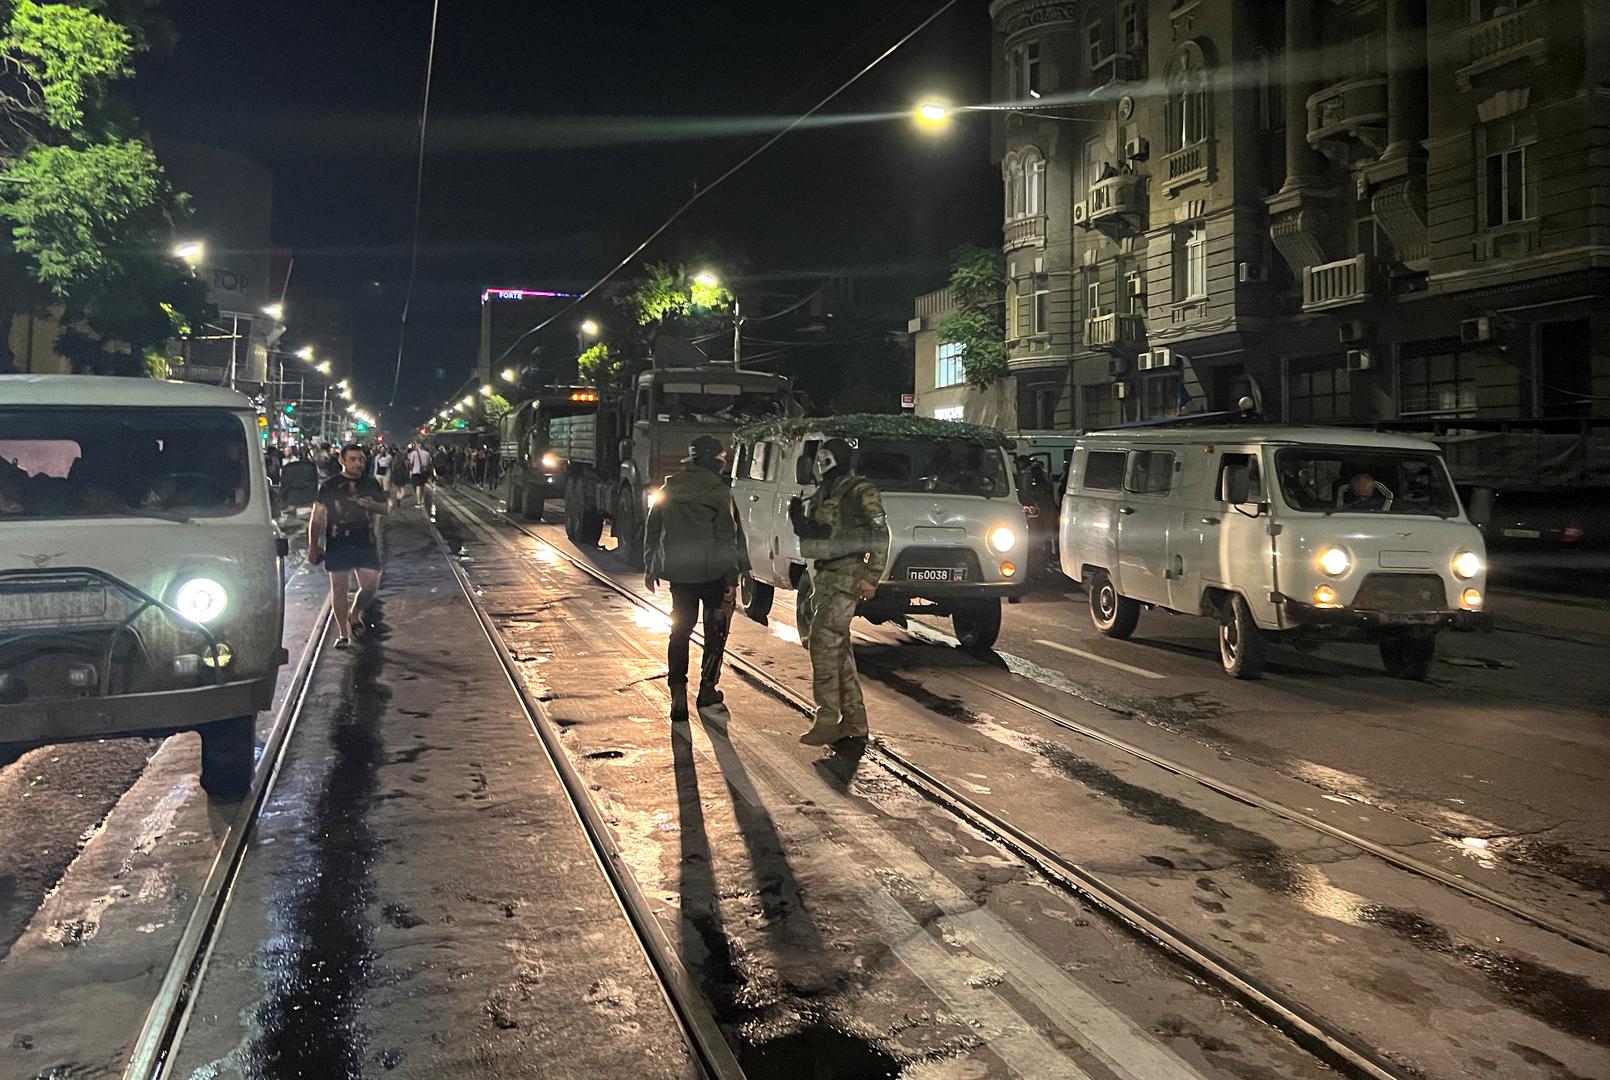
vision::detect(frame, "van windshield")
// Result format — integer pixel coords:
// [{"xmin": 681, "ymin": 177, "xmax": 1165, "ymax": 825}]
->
[
  {"xmin": 857, "ymin": 438, "xmax": 1010, "ymax": 498},
  {"xmin": 656, "ymin": 384, "xmax": 789, "ymax": 425},
  {"xmin": 1274, "ymin": 447, "xmax": 1459, "ymax": 518},
  {"xmin": 0, "ymin": 407, "xmax": 252, "ymax": 520}
]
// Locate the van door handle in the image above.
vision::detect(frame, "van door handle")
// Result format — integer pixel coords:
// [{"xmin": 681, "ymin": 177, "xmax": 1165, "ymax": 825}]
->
[
  {"xmin": 748, "ymin": 494, "xmax": 760, "ymax": 501},
  {"xmin": 1117, "ymin": 506, "xmax": 1135, "ymax": 515},
  {"xmin": 1201, "ymin": 516, "xmax": 1220, "ymax": 525}
]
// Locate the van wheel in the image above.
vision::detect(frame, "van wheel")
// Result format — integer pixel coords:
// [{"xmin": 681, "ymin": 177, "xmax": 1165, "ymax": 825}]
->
[
  {"xmin": 1218, "ymin": 594, "xmax": 1267, "ymax": 680},
  {"xmin": 739, "ymin": 571, "xmax": 774, "ymax": 623},
  {"xmin": 614, "ymin": 487, "xmax": 644, "ymax": 569},
  {"xmin": 200, "ymin": 715, "xmax": 254, "ymax": 800},
  {"xmin": 1088, "ymin": 571, "xmax": 1140, "ymax": 639},
  {"xmin": 953, "ymin": 600, "xmax": 1003, "ymax": 651},
  {"xmin": 1379, "ymin": 629, "xmax": 1436, "ymax": 680}
]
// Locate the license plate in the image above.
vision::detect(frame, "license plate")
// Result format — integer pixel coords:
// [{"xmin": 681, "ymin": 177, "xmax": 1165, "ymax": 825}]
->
[
  {"xmin": 1502, "ymin": 528, "xmax": 1542, "ymax": 539},
  {"xmin": 908, "ymin": 567, "xmax": 964, "ymax": 582}
]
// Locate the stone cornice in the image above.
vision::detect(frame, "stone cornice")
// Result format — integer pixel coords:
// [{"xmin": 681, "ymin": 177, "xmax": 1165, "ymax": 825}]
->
[{"xmin": 993, "ymin": 0, "xmax": 1083, "ymax": 37}]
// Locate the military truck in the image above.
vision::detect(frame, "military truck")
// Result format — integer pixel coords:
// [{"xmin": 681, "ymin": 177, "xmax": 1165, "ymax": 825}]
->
[
  {"xmin": 548, "ymin": 361, "xmax": 793, "ymax": 567},
  {"xmin": 498, "ymin": 386, "xmax": 603, "ymax": 520}
]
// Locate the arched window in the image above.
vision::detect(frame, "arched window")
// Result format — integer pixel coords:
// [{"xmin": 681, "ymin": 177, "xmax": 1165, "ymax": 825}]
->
[
  {"xmin": 1003, "ymin": 153, "xmax": 1024, "ymax": 220},
  {"xmin": 1167, "ymin": 47, "xmax": 1209, "ymax": 151},
  {"xmin": 1023, "ymin": 149, "xmax": 1045, "ymax": 215}
]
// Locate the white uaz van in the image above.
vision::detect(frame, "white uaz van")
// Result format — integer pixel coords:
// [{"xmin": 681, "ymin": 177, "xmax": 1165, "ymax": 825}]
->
[
  {"xmin": 730, "ymin": 416, "xmax": 1028, "ymax": 649},
  {"xmin": 1059, "ymin": 423, "xmax": 1491, "ymax": 679},
  {"xmin": 0, "ymin": 376, "xmax": 288, "ymax": 796}
]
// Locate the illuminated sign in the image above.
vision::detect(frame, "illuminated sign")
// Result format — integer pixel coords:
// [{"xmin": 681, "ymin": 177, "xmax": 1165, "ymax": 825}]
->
[{"xmin": 480, "ymin": 287, "xmax": 582, "ymax": 304}]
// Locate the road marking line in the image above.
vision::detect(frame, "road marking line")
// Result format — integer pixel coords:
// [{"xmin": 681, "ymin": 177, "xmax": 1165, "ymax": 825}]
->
[{"xmin": 1034, "ymin": 639, "xmax": 1166, "ymax": 680}]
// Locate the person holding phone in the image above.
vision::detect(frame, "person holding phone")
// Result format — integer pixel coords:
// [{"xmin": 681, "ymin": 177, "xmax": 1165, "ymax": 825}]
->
[{"xmin": 308, "ymin": 444, "xmax": 390, "ymax": 647}]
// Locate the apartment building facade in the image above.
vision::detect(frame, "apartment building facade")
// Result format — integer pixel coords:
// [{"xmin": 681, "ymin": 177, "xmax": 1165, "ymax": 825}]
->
[{"xmin": 969, "ymin": 0, "xmax": 1609, "ymax": 435}]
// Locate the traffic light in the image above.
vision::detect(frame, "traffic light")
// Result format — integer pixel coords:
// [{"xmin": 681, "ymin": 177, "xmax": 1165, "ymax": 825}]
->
[
  {"xmin": 354, "ymin": 420, "xmax": 370, "ymax": 434},
  {"xmin": 283, "ymin": 401, "xmax": 297, "ymax": 415}
]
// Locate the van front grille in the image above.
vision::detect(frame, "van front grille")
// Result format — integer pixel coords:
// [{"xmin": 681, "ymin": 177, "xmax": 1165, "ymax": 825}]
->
[{"xmin": 1352, "ymin": 573, "xmax": 1447, "ymax": 612}]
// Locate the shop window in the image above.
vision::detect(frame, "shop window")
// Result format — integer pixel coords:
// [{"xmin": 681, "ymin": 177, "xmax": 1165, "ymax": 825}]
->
[
  {"xmin": 1287, "ymin": 356, "xmax": 1351, "ymax": 422},
  {"xmin": 1400, "ymin": 351, "xmax": 1477, "ymax": 417}
]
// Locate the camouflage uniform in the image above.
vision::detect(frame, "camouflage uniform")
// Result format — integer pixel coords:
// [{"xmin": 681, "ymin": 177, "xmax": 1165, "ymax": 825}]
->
[{"xmin": 794, "ymin": 468, "xmax": 889, "ymax": 741}]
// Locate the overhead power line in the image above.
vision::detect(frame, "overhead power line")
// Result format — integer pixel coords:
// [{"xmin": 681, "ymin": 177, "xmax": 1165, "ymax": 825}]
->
[{"xmin": 388, "ymin": 0, "xmax": 443, "ymax": 408}]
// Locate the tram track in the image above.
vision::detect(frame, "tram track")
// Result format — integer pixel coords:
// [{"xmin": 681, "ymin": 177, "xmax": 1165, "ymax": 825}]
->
[
  {"xmin": 441, "ymin": 487, "xmax": 1421, "ymax": 1080},
  {"xmin": 122, "ymin": 597, "xmax": 333, "ymax": 1080}
]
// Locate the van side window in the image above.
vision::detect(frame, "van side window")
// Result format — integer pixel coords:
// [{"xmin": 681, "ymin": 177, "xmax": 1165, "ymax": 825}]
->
[
  {"xmin": 1082, "ymin": 450, "xmax": 1126, "ymax": 491},
  {"xmin": 1126, "ymin": 450, "xmax": 1175, "ymax": 495},
  {"xmin": 748, "ymin": 442, "xmax": 772, "ymax": 482},
  {"xmin": 1217, "ymin": 453, "xmax": 1263, "ymax": 502}
]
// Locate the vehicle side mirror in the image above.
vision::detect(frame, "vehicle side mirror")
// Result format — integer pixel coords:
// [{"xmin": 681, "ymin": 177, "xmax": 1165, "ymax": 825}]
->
[
  {"xmin": 795, "ymin": 456, "xmax": 814, "ymax": 485},
  {"xmin": 1220, "ymin": 465, "xmax": 1251, "ymax": 506}
]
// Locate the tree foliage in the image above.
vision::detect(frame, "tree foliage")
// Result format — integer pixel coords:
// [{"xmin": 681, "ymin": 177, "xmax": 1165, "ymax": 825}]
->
[
  {"xmin": 0, "ymin": 0, "xmax": 205, "ymax": 375},
  {"xmin": 481, "ymin": 392, "xmax": 511, "ymax": 421},
  {"xmin": 576, "ymin": 341, "xmax": 616, "ymax": 387},
  {"xmin": 934, "ymin": 244, "xmax": 1008, "ymax": 391},
  {"xmin": 628, "ymin": 262, "xmax": 733, "ymax": 327}
]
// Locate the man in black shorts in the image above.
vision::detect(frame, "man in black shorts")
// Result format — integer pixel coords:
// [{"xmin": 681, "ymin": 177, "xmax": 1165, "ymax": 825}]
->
[{"xmin": 309, "ymin": 444, "xmax": 389, "ymax": 647}]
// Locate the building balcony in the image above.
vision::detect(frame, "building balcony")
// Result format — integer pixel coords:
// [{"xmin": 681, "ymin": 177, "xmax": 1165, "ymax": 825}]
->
[
  {"xmin": 1085, "ymin": 173, "xmax": 1147, "ymax": 234},
  {"xmin": 1307, "ymin": 76, "xmax": 1387, "ymax": 165},
  {"xmin": 1302, "ymin": 253, "xmax": 1374, "ymax": 312},
  {"xmin": 1003, "ymin": 214, "xmax": 1046, "ymax": 251},
  {"xmin": 1160, "ymin": 141, "xmax": 1210, "ymax": 194},
  {"xmin": 1457, "ymin": 3, "xmax": 1548, "ymax": 91},
  {"xmin": 1083, "ymin": 312, "xmax": 1146, "ymax": 351}
]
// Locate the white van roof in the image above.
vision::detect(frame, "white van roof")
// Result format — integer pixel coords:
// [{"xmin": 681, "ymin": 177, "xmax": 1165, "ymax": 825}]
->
[
  {"xmin": 1080, "ymin": 424, "xmax": 1440, "ymax": 453},
  {"xmin": 0, "ymin": 374, "xmax": 256, "ymax": 410}
]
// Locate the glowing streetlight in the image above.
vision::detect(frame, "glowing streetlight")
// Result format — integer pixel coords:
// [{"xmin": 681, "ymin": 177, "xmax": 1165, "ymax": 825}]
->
[
  {"xmin": 500, "ymin": 367, "xmax": 517, "ymax": 383},
  {"xmin": 173, "ymin": 240, "xmax": 205, "ymax": 265},
  {"xmin": 295, "ymin": 345, "xmax": 314, "ymax": 361},
  {"xmin": 914, "ymin": 101, "xmax": 952, "ymax": 132},
  {"xmin": 315, "ymin": 361, "xmax": 332, "ymax": 375},
  {"xmin": 262, "ymin": 302, "xmax": 284, "ymax": 320},
  {"xmin": 480, "ymin": 383, "xmax": 494, "ymax": 396},
  {"xmin": 461, "ymin": 395, "xmax": 475, "ymax": 408},
  {"xmin": 579, "ymin": 319, "xmax": 600, "ymax": 337},
  {"xmin": 692, "ymin": 271, "xmax": 719, "ymax": 289}
]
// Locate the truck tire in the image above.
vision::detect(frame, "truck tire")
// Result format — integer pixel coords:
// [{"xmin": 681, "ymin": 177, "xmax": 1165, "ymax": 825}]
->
[
  {"xmin": 953, "ymin": 599, "xmax": 1002, "ymax": 651},
  {"xmin": 577, "ymin": 510, "xmax": 605, "ymax": 546},
  {"xmin": 739, "ymin": 571, "xmax": 774, "ymax": 623},
  {"xmin": 564, "ymin": 477, "xmax": 582, "ymax": 539},
  {"xmin": 1379, "ymin": 629, "xmax": 1436, "ymax": 680},
  {"xmin": 1088, "ymin": 570, "xmax": 1140, "ymax": 639},
  {"xmin": 200, "ymin": 715, "xmax": 254, "ymax": 800},
  {"xmin": 522, "ymin": 485, "xmax": 545, "ymax": 522},
  {"xmin": 506, "ymin": 474, "xmax": 525, "ymax": 516},
  {"xmin": 614, "ymin": 486, "xmax": 644, "ymax": 569},
  {"xmin": 1218, "ymin": 594, "xmax": 1267, "ymax": 680}
]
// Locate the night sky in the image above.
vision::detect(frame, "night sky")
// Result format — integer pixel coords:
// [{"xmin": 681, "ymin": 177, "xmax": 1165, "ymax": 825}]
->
[{"xmin": 130, "ymin": 0, "xmax": 999, "ymax": 427}]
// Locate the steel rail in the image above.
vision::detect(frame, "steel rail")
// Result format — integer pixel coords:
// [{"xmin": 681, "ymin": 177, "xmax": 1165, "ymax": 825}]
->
[
  {"xmin": 440, "ymin": 489, "xmax": 1413, "ymax": 1080},
  {"xmin": 428, "ymin": 515, "xmax": 746, "ymax": 1080},
  {"xmin": 124, "ymin": 597, "xmax": 333, "ymax": 1080}
]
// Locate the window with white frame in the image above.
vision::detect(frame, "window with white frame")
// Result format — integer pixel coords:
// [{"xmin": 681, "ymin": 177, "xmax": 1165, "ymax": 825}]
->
[
  {"xmin": 1032, "ymin": 273, "xmax": 1050, "ymax": 334},
  {"xmin": 934, "ymin": 341, "xmax": 967, "ymax": 388},
  {"xmin": 1006, "ymin": 280, "xmax": 1020, "ymax": 338},
  {"xmin": 1126, "ymin": 272, "xmax": 1145, "ymax": 315},
  {"xmin": 1119, "ymin": 0, "xmax": 1142, "ymax": 53},
  {"xmin": 1003, "ymin": 148, "xmax": 1045, "ymax": 222},
  {"xmin": 1485, "ymin": 146, "xmax": 1529, "ymax": 228},
  {"xmin": 1167, "ymin": 50, "xmax": 1208, "ymax": 152},
  {"xmin": 1009, "ymin": 41, "xmax": 1042, "ymax": 98},
  {"xmin": 1173, "ymin": 222, "xmax": 1208, "ymax": 301},
  {"xmin": 1086, "ymin": 279, "xmax": 1101, "ymax": 317},
  {"xmin": 1024, "ymin": 42, "xmax": 1042, "ymax": 97},
  {"xmin": 1025, "ymin": 152, "xmax": 1045, "ymax": 215},
  {"xmin": 1086, "ymin": 18, "xmax": 1104, "ymax": 71}
]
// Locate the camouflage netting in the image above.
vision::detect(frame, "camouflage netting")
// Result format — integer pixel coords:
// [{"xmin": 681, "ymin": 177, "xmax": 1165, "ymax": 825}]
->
[{"xmin": 735, "ymin": 413, "xmax": 1011, "ymax": 447}]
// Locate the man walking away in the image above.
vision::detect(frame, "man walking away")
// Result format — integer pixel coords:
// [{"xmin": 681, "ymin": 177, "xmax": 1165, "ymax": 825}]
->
[
  {"xmin": 789, "ymin": 438, "xmax": 889, "ymax": 745},
  {"xmin": 309, "ymin": 444, "xmax": 389, "ymax": 648},
  {"xmin": 643, "ymin": 434, "xmax": 744, "ymax": 724},
  {"xmin": 407, "ymin": 442, "xmax": 433, "ymax": 508}
]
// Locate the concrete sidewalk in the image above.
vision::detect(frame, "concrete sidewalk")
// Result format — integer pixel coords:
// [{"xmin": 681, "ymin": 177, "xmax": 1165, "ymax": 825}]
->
[{"xmin": 172, "ymin": 508, "xmax": 693, "ymax": 1079}]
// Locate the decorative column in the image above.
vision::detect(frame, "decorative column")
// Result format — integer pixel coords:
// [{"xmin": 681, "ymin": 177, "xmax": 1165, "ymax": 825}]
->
[
  {"xmin": 1366, "ymin": 0, "xmax": 1430, "ymax": 266},
  {"xmin": 1266, "ymin": 0, "xmax": 1332, "ymax": 277}
]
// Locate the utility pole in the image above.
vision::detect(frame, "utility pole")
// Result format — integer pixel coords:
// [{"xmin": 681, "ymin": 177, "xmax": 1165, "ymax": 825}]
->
[{"xmin": 732, "ymin": 301, "xmax": 743, "ymax": 370}]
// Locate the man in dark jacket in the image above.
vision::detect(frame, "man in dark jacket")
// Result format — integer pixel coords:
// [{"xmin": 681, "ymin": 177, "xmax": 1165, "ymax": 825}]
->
[{"xmin": 644, "ymin": 434, "xmax": 746, "ymax": 723}]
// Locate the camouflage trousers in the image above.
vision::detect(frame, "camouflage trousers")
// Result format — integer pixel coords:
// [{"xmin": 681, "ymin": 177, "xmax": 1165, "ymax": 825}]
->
[{"xmin": 796, "ymin": 571, "xmax": 867, "ymax": 737}]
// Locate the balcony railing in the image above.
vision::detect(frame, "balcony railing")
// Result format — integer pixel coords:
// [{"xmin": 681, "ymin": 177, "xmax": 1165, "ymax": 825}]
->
[
  {"xmin": 1084, "ymin": 312, "xmax": 1146, "ymax": 350},
  {"xmin": 1087, "ymin": 173, "xmax": 1147, "ymax": 229},
  {"xmin": 1306, "ymin": 75, "xmax": 1388, "ymax": 162},
  {"xmin": 914, "ymin": 287, "xmax": 956, "ymax": 322},
  {"xmin": 1003, "ymin": 214, "xmax": 1047, "ymax": 251},
  {"xmin": 1161, "ymin": 141, "xmax": 1209, "ymax": 193},
  {"xmin": 1457, "ymin": 3, "xmax": 1547, "ymax": 90},
  {"xmin": 1302, "ymin": 253, "xmax": 1373, "ymax": 311}
]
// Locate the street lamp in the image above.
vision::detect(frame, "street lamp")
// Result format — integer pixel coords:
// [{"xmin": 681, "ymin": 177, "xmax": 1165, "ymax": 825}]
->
[
  {"xmin": 173, "ymin": 240, "xmax": 205, "ymax": 266},
  {"xmin": 500, "ymin": 367, "xmax": 517, "ymax": 383},
  {"xmin": 461, "ymin": 395, "xmax": 474, "ymax": 408},
  {"xmin": 262, "ymin": 302, "xmax": 284, "ymax": 320},
  {"xmin": 316, "ymin": 361, "xmax": 332, "ymax": 375},
  {"xmin": 579, "ymin": 319, "xmax": 600, "ymax": 337},
  {"xmin": 480, "ymin": 383, "xmax": 493, "ymax": 396},
  {"xmin": 296, "ymin": 346, "xmax": 314, "ymax": 361},
  {"xmin": 914, "ymin": 101, "xmax": 952, "ymax": 131},
  {"xmin": 693, "ymin": 271, "xmax": 719, "ymax": 289}
]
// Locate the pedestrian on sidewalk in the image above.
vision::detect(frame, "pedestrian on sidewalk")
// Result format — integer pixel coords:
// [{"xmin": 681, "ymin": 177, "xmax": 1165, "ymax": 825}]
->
[
  {"xmin": 308, "ymin": 444, "xmax": 390, "ymax": 648},
  {"xmin": 789, "ymin": 438, "xmax": 889, "ymax": 745},
  {"xmin": 406, "ymin": 442, "xmax": 433, "ymax": 509},
  {"xmin": 643, "ymin": 434, "xmax": 745, "ymax": 724}
]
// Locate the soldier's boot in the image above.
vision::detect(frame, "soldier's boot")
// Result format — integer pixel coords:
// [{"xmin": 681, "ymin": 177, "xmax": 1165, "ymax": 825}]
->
[
  {"xmin": 837, "ymin": 714, "xmax": 869, "ymax": 740},
  {"xmin": 669, "ymin": 683, "xmax": 690, "ymax": 724},
  {"xmin": 799, "ymin": 720, "xmax": 841, "ymax": 745},
  {"xmin": 696, "ymin": 684, "xmax": 724, "ymax": 709}
]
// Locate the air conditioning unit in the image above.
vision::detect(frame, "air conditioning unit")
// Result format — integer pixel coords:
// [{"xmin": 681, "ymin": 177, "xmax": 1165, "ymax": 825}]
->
[
  {"xmin": 1127, "ymin": 276, "xmax": 1146, "ymax": 296},
  {"xmin": 1346, "ymin": 348, "xmax": 1373, "ymax": 372},
  {"xmin": 1461, "ymin": 316, "xmax": 1493, "ymax": 344},
  {"xmin": 1107, "ymin": 356, "xmax": 1130, "ymax": 377},
  {"xmin": 1113, "ymin": 381, "xmax": 1129, "ymax": 399},
  {"xmin": 1237, "ymin": 262, "xmax": 1268, "ymax": 284},
  {"xmin": 1337, "ymin": 319, "xmax": 1372, "ymax": 345},
  {"xmin": 1138, "ymin": 347, "xmax": 1173, "ymax": 371},
  {"xmin": 1072, "ymin": 201, "xmax": 1090, "ymax": 225},
  {"xmin": 1123, "ymin": 137, "xmax": 1150, "ymax": 161}
]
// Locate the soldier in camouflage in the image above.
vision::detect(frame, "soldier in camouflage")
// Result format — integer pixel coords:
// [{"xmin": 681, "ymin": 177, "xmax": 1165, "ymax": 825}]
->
[{"xmin": 788, "ymin": 437, "xmax": 890, "ymax": 745}]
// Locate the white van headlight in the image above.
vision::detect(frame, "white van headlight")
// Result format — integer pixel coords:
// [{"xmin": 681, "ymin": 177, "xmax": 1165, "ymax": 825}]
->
[
  {"xmin": 1451, "ymin": 550, "xmax": 1482, "ymax": 580},
  {"xmin": 988, "ymin": 526, "xmax": 1017, "ymax": 553},
  {"xmin": 1316, "ymin": 546, "xmax": 1351, "ymax": 577},
  {"xmin": 174, "ymin": 578, "xmax": 228, "ymax": 623},
  {"xmin": 540, "ymin": 452, "xmax": 559, "ymax": 470}
]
